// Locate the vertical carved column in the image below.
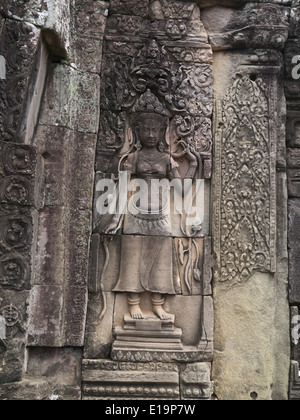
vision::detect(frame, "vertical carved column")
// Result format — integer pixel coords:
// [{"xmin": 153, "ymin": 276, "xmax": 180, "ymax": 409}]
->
[
  {"xmin": 214, "ymin": 70, "xmax": 277, "ymax": 284},
  {"xmin": 0, "ymin": 4, "xmax": 43, "ymax": 391},
  {"xmin": 0, "ymin": 141, "xmax": 38, "ymax": 385},
  {"xmin": 199, "ymin": 1, "xmax": 291, "ymax": 400},
  {"xmin": 285, "ymin": 0, "xmax": 300, "ymax": 401},
  {"xmin": 212, "ymin": 51, "xmax": 290, "ymax": 399}
]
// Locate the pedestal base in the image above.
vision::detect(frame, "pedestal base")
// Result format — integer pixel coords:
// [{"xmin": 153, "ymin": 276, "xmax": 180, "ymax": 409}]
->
[{"xmin": 112, "ymin": 312, "xmax": 183, "ymax": 353}]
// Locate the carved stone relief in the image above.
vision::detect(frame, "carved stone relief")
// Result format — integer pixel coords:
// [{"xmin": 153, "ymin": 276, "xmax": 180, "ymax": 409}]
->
[
  {"xmin": 212, "ymin": 48, "xmax": 291, "ymax": 400},
  {"xmin": 0, "ymin": 0, "xmax": 295, "ymax": 402},
  {"xmin": 214, "ymin": 65, "xmax": 278, "ymax": 285},
  {"xmin": 0, "ymin": 141, "xmax": 37, "ymax": 291},
  {"xmin": 0, "ymin": 290, "xmax": 30, "ymax": 384},
  {"xmin": 82, "ymin": 359, "xmax": 212, "ymax": 400},
  {"xmin": 0, "ymin": 140, "xmax": 37, "ymax": 387},
  {"xmin": 205, "ymin": 3, "xmax": 289, "ymax": 51},
  {"xmin": 0, "ymin": 20, "xmax": 40, "ymax": 143},
  {"xmin": 84, "ymin": 0, "xmax": 214, "ymax": 399}
]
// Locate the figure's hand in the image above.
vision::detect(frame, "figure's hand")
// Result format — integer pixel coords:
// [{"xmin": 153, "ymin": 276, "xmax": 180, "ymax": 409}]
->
[
  {"xmin": 172, "ymin": 141, "xmax": 198, "ymax": 179},
  {"xmin": 104, "ymin": 217, "xmax": 120, "ymax": 235}
]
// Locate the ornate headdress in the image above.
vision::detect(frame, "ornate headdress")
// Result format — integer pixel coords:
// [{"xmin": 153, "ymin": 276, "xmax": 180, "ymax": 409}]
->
[
  {"xmin": 132, "ymin": 89, "xmax": 169, "ymax": 118},
  {"xmin": 130, "ymin": 90, "xmax": 169, "ymax": 151}
]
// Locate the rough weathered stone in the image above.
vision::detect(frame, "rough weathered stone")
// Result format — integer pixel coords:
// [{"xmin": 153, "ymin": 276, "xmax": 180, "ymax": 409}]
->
[
  {"xmin": 28, "ymin": 57, "xmax": 100, "ymax": 348},
  {"xmin": 84, "ymin": 292, "xmax": 115, "ymax": 359},
  {"xmin": 287, "ymin": 149, "xmax": 300, "ymax": 197},
  {"xmin": 0, "ymin": 0, "xmax": 296, "ymax": 402},
  {"xmin": 40, "ymin": 64, "xmax": 100, "ymax": 134},
  {"xmin": 1, "ymin": 0, "xmax": 72, "ymax": 57},
  {"xmin": 71, "ymin": 1, "xmax": 109, "ymax": 73},
  {"xmin": 284, "ymin": 39, "xmax": 300, "ymax": 99},
  {"xmin": 203, "ymin": 3, "xmax": 289, "ymax": 51},
  {"xmin": 27, "ymin": 347, "xmax": 82, "ymax": 388},
  {"xmin": 289, "ymin": 200, "xmax": 300, "ymax": 303}
]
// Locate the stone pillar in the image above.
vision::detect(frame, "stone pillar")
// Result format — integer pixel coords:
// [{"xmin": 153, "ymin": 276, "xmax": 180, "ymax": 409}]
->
[
  {"xmin": 0, "ymin": 3, "xmax": 43, "ymax": 396},
  {"xmin": 204, "ymin": 2, "xmax": 291, "ymax": 400},
  {"xmin": 285, "ymin": 0, "xmax": 300, "ymax": 401},
  {"xmin": 0, "ymin": 0, "xmax": 108, "ymax": 400},
  {"xmin": 25, "ymin": 0, "xmax": 108, "ymax": 399}
]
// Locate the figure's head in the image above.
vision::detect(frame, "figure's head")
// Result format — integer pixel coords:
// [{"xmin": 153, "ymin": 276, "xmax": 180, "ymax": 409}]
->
[{"xmin": 135, "ymin": 113, "xmax": 168, "ymax": 149}]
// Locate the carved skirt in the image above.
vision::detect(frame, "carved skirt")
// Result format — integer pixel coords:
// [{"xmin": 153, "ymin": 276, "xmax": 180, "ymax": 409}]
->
[
  {"xmin": 123, "ymin": 192, "xmax": 172, "ymax": 237},
  {"xmin": 113, "ymin": 235, "xmax": 176, "ymax": 295}
]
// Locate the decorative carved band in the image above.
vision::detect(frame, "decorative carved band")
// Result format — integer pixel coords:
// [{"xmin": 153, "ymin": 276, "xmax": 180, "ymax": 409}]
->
[{"xmin": 214, "ymin": 72, "xmax": 277, "ymax": 284}]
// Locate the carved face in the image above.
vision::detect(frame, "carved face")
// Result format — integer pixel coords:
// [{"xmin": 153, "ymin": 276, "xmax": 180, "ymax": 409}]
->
[{"xmin": 136, "ymin": 114, "xmax": 167, "ymax": 149}]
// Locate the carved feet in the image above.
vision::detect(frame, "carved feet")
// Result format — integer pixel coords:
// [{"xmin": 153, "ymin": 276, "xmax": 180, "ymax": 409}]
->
[
  {"xmin": 152, "ymin": 294, "xmax": 172, "ymax": 320},
  {"xmin": 130, "ymin": 305, "xmax": 144, "ymax": 319},
  {"xmin": 152, "ymin": 306, "xmax": 172, "ymax": 320},
  {"xmin": 128, "ymin": 294, "xmax": 144, "ymax": 319},
  {"xmin": 128, "ymin": 293, "xmax": 172, "ymax": 320}
]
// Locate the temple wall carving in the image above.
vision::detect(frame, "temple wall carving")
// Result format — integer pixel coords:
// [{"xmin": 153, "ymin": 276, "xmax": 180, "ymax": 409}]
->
[{"xmin": 0, "ymin": 0, "xmax": 298, "ymax": 401}]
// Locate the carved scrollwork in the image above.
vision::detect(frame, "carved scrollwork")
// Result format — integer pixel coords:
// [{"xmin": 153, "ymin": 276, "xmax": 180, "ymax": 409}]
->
[
  {"xmin": 218, "ymin": 75, "xmax": 275, "ymax": 283},
  {"xmin": 0, "ymin": 176, "xmax": 34, "ymax": 206},
  {"xmin": 97, "ymin": 3, "xmax": 213, "ymax": 177},
  {"xmin": 0, "ymin": 304, "xmax": 21, "ymax": 328},
  {"xmin": 0, "ymin": 215, "xmax": 32, "ymax": 252},
  {"xmin": 0, "ymin": 303, "xmax": 25, "ymax": 338},
  {"xmin": 0, "ymin": 21, "xmax": 38, "ymax": 142},
  {"xmin": 2, "ymin": 144, "xmax": 37, "ymax": 176},
  {"xmin": 99, "ymin": 112, "xmax": 126, "ymax": 151},
  {"xmin": 0, "ymin": 252, "xmax": 29, "ymax": 290},
  {"xmin": 173, "ymin": 115, "xmax": 212, "ymax": 179}
]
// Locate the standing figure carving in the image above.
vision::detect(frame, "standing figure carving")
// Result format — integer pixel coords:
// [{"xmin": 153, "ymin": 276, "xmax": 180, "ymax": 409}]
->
[{"xmin": 106, "ymin": 109, "xmax": 181, "ymax": 320}]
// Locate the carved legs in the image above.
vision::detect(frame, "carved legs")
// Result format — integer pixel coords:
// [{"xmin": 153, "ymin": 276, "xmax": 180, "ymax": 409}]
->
[
  {"xmin": 128, "ymin": 293, "xmax": 172, "ymax": 320},
  {"xmin": 152, "ymin": 294, "xmax": 172, "ymax": 320},
  {"xmin": 128, "ymin": 293, "xmax": 144, "ymax": 319}
]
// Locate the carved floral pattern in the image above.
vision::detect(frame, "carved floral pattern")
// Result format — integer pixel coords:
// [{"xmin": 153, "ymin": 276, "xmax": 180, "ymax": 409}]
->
[
  {"xmin": 0, "ymin": 252, "xmax": 29, "ymax": 289},
  {"xmin": 98, "ymin": 34, "xmax": 213, "ymax": 177},
  {"xmin": 0, "ymin": 142, "xmax": 36, "ymax": 291},
  {"xmin": 0, "ymin": 21, "xmax": 38, "ymax": 142},
  {"xmin": 3, "ymin": 144, "xmax": 37, "ymax": 176},
  {"xmin": 219, "ymin": 75, "xmax": 275, "ymax": 283}
]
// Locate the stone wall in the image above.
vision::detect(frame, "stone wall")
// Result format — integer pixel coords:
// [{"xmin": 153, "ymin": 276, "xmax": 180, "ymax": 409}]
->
[
  {"xmin": 285, "ymin": 0, "xmax": 300, "ymax": 401},
  {"xmin": 0, "ymin": 0, "xmax": 108, "ymax": 400},
  {"xmin": 0, "ymin": 0, "xmax": 298, "ymax": 401}
]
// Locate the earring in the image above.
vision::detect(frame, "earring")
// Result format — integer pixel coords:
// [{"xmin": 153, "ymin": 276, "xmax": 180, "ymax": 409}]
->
[
  {"xmin": 135, "ymin": 140, "xmax": 142, "ymax": 151},
  {"xmin": 158, "ymin": 141, "xmax": 165, "ymax": 152}
]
